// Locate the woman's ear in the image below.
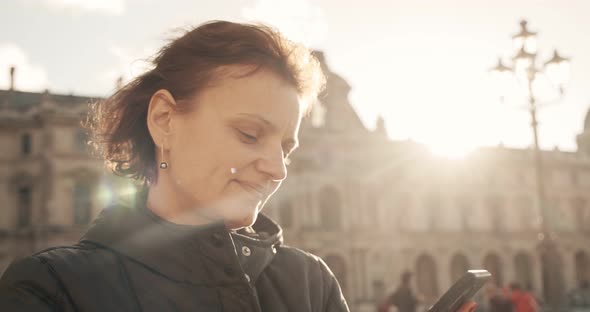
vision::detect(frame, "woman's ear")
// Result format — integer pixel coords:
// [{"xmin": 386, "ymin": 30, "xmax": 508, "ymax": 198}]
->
[{"xmin": 147, "ymin": 89, "xmax": 177, "ymax": 147}]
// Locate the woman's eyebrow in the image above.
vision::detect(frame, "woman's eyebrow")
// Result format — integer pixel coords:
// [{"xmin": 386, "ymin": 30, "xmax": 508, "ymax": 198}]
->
[{"xmin": 236, "ymin": 113, "xmax": 276, "ymax": 130}]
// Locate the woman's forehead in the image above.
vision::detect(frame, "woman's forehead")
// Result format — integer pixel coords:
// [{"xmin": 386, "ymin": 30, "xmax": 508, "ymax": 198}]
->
[{"xmin": 200, "ymin": 69, "xmax": 302, "ymax": 125}]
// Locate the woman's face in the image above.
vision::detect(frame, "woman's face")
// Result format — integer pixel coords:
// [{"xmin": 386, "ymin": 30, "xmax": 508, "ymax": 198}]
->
[{"xmin": 166, "ymin": 68, "xmax": 301, "ymax": 229}]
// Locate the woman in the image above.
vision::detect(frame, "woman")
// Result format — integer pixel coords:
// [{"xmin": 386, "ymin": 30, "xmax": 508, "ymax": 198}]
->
[
  {"xmin": 0, "ymin": 20, "xmax": 346, "ymax": 312},
  {"xmin": 0, "ymin": 21, "xmax": 476, "ymax": 312}
]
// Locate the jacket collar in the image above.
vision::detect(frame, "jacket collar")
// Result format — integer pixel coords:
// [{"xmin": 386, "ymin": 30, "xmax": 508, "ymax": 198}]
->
[{"xmin": 80, "ymin": 200, "xmax": 283, "ymax": 286}]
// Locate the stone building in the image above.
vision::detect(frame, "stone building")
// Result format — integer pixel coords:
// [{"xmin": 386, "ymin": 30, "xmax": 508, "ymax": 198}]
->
[{"xmin": 1, "ymin": 54, "xmax": 589, "ymax": 311}]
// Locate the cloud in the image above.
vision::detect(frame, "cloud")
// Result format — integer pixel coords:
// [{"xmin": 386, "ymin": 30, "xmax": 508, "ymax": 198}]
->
[
  {"xmin": 43, "ymin": 0, "xmax": 125, "ymax": 15},
  {"xmin": 97, "ymin": 44, "xmax": 157, "ymax": 93},
  {"xmin": 0, "ymin": 43, "xmax": 49, "ymax": 91},
  {"xmin": 242, "ymin": 0, "xmax": 328, "ymax": 47}
]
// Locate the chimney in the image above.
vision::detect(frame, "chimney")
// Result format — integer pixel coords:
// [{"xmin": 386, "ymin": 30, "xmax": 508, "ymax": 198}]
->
[
  {"xmin": 116, "ymin": 76, "xmax": 123, "ymax": 90},
  {"xmin": 9, "ymin": 66, "xmax": 15, "ymax": 91}
]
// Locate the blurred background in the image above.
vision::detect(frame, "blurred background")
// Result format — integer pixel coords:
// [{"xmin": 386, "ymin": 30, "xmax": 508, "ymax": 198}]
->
[{"xmin": 0, "ymin": 1, "xmax": 589, "ymax": 311}]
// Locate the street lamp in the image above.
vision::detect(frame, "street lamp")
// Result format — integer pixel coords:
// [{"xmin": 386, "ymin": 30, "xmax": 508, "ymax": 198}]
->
[{"xmin": 490, "ymin": 20, "xmax": 571, "ymax": 310}]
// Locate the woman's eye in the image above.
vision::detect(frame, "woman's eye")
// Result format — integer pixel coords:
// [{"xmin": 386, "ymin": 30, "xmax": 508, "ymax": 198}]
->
[{"xmin": 238, "ymin": 130, "xmax": 257, "ymax": 143}]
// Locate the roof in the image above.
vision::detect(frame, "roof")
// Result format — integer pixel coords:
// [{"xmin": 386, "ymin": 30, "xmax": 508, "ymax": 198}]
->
[
  {"xmin": 585, "ymin": 106, "xmax": 590, "ymax": 131},
  {"xmin": 0, "ymin": 89, "xmax": 100, "ymax": 112}
]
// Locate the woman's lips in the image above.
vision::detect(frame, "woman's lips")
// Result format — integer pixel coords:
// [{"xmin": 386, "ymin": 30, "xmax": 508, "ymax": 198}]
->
[{"xmin": 236, "ymin": 181, "xmax": 265, "ymax": 199}]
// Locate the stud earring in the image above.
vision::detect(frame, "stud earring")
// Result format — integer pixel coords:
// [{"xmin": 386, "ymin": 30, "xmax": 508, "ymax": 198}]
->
[{"xmin": 159, "ymin": 142, "xmax": 168, "ymax": 169}]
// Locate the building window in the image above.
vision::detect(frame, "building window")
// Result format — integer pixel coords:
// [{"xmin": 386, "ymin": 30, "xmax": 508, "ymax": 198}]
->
[
  {"xmin": 324, "ymin": 254, "xmax": 347, "ymax": 295},
  {"xmin": 483, "ymin": 253, "xmax": 504, "ymax": 287},
  {"xmin": 17, "ymin": 186, "xmax": 32, "ymax": 228},
  {"xmin": 425, "ymin": 193, "xmax": 441, "ymax": 231},
  {"xmin": 570, "ymin": 171, "xmax": 579, "ymax": 186},
  {"xmin": 278, "ymin": 199, "xmax": 294, "ymax": 229},
  {"xmin": 364, "ymin": 187, "xmax": 379, "ymax": 227},
  {"xmin": 456, "ymin": 196, "xmax": 472, "ymax": 231},
  {"xmin": 486, "ymin": 196, "xmax": 504, "ymax": 232},
  {"xmin": 450, "ymin": 253, "xmax": 470, "ymax": 283},
  {"xmin": 73, "ymin": 183, "xmax": 92, "ymax": 225},
  {"xmin": 394, "ymin": 193, "xmax": 411, "ymax": 230},
  {"xmin": 514, "ymin": 252, "xmax": 534, "ymax": 290},
  {"xmin": 574, "ymin": 251, "xmax": 589, "ymax": 286},
  {"xmin": 516, "ymin": 196, "xmax": 534, "ymax": 230},
  {"xmin": 74, "ymin": 129, "xmax": 88, "ymax": 152},
  {"xmin": 571, "ymin": 197, "xmax": 588, "ymax": 232},
  {"xmin": 21, "ymin": 133, "xmax": 32, "ymax": 155},
  {"xmin": 319, "ymin": 186, "xmax": 341, "ymax": 230}
]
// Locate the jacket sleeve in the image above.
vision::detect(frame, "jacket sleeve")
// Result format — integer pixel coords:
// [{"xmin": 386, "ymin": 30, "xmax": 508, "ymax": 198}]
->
[
  {"xmin": 318, "ymin": 257, "xmax": 350, "ymax": 312},
  {"xmin": 0, "ymin": 256, "xmax": 66, "ymax": 311}
]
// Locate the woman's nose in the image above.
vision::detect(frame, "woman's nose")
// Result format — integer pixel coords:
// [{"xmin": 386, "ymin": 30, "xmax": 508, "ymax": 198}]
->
[{"xmin": 256, "ymin": 148, "xmax": 287, "ymax": 181}]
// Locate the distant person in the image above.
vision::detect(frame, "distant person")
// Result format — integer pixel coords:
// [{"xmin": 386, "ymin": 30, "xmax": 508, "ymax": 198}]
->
[
  {"xmin": 509, "ymin": 282, "xmax": 538, "ymax": 312},
  {"xmin": 484, "ymin": 283, "xmax": 513, "ymax": 312},
  {"xmin": 379, "ymin": 271, "xmax": 420, "ymax": 312},
  {"xmin": 567, "ymin": 280, "xmax": 590, "ymax": 311}
]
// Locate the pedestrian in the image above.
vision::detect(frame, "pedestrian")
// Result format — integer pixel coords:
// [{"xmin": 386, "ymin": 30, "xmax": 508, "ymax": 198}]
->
[
  {"xmin": 567, "ymin": 280, "xmax": 590, "ymax": 311},
  {"xmin": 484, "ymin": 283, "xmax": 513, "ymax": 312},
  {"xmin": 509, "ymin": 282, "xmax": 538, "ymax": 312},
  {"xmin": 379, "ymin": 271, "xmax": 421, "ymax": 312}
]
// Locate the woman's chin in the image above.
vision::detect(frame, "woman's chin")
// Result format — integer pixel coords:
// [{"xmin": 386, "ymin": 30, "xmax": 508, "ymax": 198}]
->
[
  {"xmin": 219, "ymin": 190, "xmax": 265, "ymax": 229},
  {"xmin": 225, "ymin": 212, "xmax": 258, "ymax": 230}
]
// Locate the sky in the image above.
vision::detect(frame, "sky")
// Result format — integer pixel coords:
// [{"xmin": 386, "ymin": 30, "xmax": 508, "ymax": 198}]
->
[{"xmin": 1, "ymin": 0, "xmax": 589, "ymax": 157}]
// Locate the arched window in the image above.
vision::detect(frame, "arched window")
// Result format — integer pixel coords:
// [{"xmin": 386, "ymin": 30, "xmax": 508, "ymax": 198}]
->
[
  {"xmin": 574, "ymin": 250, "xmax": 589, "ymax": 285},
  {"xmin": 364, "ymin": 186, "xmax": 380, "ymax": 227},
  {"xmin": 570, "ymin": 170, "xmax": 579, "ymax": 186},
  {"xmin": 278, "ymin": 199, "xmax": 294, "ymax": 229},
  {"xmin": 571, "ymin": 198, "xmax": 588, "ymax": 232},
  {"xmin": 425, "ymin": 193, "xmax": 440, "ymax": 231},
  {"xmin": 514, "ymin": 252, "xmax": 534, "ymax": 289},
  {"xmin": 17, "ymin": 186, "xmax": 32, "ymax": 228},
  {"xmin": 394, "ymin": 193, "xmax": 411, "ymax": 230},
  {"xmin": 415, "ymin": 254, "xmax": 439, "ymax": 301},
  {"xmin": 320, "ymin": 186, "xmax": 341, "ymax": 230},
  {"xmin": 450, "ymin": 253, "xmax": 470, "ymax": 283},
  {"xmin": 456, "ymin": 196, "xmax": 472, "ymax": 231},
  {"xmin": 483, "ymin": 253, "xmax": 504, "ymax": 287},
  {"xmin": 73, "ymin": 182, "xmax": 92, "ymax": 225},
  {"xmin": 486, "ymin": 196, "xmax": 504, "ymax": 232},
  {"xmin": 324, "ymin": 254, "xmax": 347, "ymax": 294},
  {"xmin": 515, "ymin": 196, "xmax": 534, "ymax": 230},
  {"xmin": 540, "ymin": 248, "xmax": 564, "ymax": 306},
  {"xmin": 21, "ymin": 133, "xmax": 32, "ymax": 155}
]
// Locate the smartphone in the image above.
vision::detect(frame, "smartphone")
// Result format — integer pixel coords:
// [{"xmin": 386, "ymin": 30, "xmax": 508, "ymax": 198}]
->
[{"xmin": 427, "ymin": 270, "xmax": 492, "ymax": 312}]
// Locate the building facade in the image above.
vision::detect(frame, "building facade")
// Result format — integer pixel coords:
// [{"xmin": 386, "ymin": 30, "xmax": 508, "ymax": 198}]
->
[{"xmin": 1, "ymin": 56, "xmax": 589, "ymax": 311}]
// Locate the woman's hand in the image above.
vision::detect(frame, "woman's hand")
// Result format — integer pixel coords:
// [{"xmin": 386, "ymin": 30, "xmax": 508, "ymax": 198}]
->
[{"xmin": 456, "ymin": 300, "xmax": 477, "ymax": 312}]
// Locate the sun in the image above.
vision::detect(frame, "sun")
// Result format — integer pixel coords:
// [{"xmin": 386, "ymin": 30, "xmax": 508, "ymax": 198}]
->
[{"xmin": 426, "ymin": 140, "xmax": 476, "ymax": 159}]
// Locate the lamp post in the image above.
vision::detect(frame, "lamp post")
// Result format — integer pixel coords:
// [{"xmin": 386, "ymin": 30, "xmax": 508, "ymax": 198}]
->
[{"xmin": 490, "ymin": 20, "xmax": 570, "ymax": 310}]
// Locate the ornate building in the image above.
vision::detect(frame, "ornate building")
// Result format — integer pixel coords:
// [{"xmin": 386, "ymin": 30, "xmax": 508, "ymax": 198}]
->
[{"xmin": 1, "ymin": 54, "xmax": 589, "ymax": 311}]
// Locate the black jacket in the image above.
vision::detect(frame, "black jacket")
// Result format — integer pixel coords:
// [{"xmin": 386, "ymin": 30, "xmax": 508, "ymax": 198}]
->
[{"xmin": 0, "ymin": 203, "xmax": 349, "ymax": 311}]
